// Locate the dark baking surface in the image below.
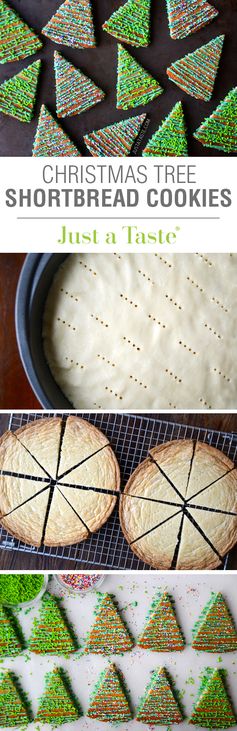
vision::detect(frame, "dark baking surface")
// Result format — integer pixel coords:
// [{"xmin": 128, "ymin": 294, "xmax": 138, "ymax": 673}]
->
[
  {"xmin": 0, "ymin": 253, "xmax": 40, "ymax": 409},
  {"xmin": 0, "ymin": 411, "xmax": 236, "ymax": 571},
  {"xmin": 0, "ymin": 0, "xmax": 237, "ymax": 156}
]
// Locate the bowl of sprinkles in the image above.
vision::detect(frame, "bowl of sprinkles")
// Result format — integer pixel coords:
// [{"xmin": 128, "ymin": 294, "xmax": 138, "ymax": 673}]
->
[
  {"xmin": 55, "ymin": 574, "xmax": 105, "ymax": 595},
  {"xmin": 0, "ymin": 574, "xmax": 48, "ymax": 608}
]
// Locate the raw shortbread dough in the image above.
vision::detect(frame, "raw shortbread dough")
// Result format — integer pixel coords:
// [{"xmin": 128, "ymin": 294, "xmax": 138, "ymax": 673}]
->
[{"xmin": 43, "ymin": 252, "xmax": 237, "ymax": 409}]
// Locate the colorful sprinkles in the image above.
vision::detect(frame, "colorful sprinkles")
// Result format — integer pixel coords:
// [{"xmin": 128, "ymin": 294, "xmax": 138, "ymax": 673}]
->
[
  {"xmin": 189, "ymin": 668, "xmax": 237, "ymax": 728},
  {"xmin": 103, "ymin": 0, "xmax": 151, "ymax": 47},
  {"xmin": 42, "ymin": 0, "xmax": 96, "ymax": 49},
  {"xmin": 194, "ymin": 87, "xmax": 237, "ymax": 153},
  {"xmin": 54, "ymin": 51, "xmax": 105, "ymax": 118},
  {"xmin": 142, "ymin": 101, "xmax": 188, "ymax": 156},
  {"xmin": 165, "ymin": 0, "xmax": 219, "ymax": 40},
  {"xmin": 0, "ymin": 672, "xmax": 31, "ymax": 728},
  {"xmin": 58, "ymin": 574, "xmax": 102, "ymax": 592},
  {"xmin": 84, "ymin": 592, "xmax": 134, "ymax": 655},
  {"xmin": 28, "ymin": 592, "xmax": 78, "ymax": 655},
  {"xmin": 87, "ymin": 663, "xmax": 132, "ymax": 723},
  {"xmin": 167, "ymin": 35, "xmax": 224, "ymax": 102},
  {"xmin": 192, "ymin": 593, "xmax": 237, "ymax": 652},
  {"xmin": 136, "ymin": 667, "xmax": 184, "ymax": 724},
  {"xmin": 117, "ymin": 44, "xmax": 163, "ymax": 110},
  {"xmin": 0, "ymin": 0, "xmax": 42, "ymax": 64},
  {"xmin": 138, "ymin": 592, "xmax": 185, "ymax": 651},
  {"xmin": 0, "ymin": 60, "xmax": 41, "ymax": 123},
  {"xmin": 35, "ymin": 667, "xmax": 81, "ymax": 726},
  {"xmin": 84, "ymin": 113, "xmax": 146, "ymax": 156},
  {"xmin": 32, "ymin": 104, "xmax": 81, "ymax": 156}
]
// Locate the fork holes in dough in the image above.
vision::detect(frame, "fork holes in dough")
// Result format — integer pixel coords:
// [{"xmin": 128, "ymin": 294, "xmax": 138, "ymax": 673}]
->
[
  {"xmin": 120, "ymin": 293, "xmax": 138, "ymax": 308},
  {"xmin": 196, "ymin": 254, "xmax": 213, "ymax": 267},
  {"xmin": 199, "ymin": 397, "xmax": 212, "ymax": 409},
  {"xmin": 155, "ymin": 254, "xmax": 172, "ymax": 268},
  {"xmin": 105, "ymin": 386, "xmax": 123, "ymax": 400},
  {"xmin": 148, "ymin": 314, "xmax": 166, "ymax": 329},
  {"xmin": 65, "ymin": 357, "xmax": 84, "ymax": 368},
  {"xmin": 123, "ymin": 336, "xmax": 141, "ymax": 351},
  {"xmin": 211, "ymin": 297, "xmax": 229, "ymax": 313},
  {"xmin": 60, "ymin": 287, "xmax": 79, "ymax": 302},
  {"xmin": 97, "ymin": 354, "xmax": 116, "ymax": 368},
  {"xmin": 137, "ymin": 269, "xmax": 155, "ymax": 285},
  {"xmin": 129, "ymin": 375, "xmax": 148, "ymax": 389},
  {"xmin": 204, "ymin": 323, "xmax": 222, "ymax": 340},
  {"xmin": 165, "ymin": 369, "xmax": 182, "ymax": 384},
  {"xmin": 213, "ymin": 368, "xmax": 231, "ymax": 383},
  {"xmin": 91, "ymin": 314, "xmax": 109, "ymax": 328},
  {"xmin": 165, "ymin": 294, "xmax": 182, "ymax": 310},
  {"xmin": 186, "ymin": 276, "xmax": 204, "ymax": 293},
  {"xmin": 178, "ymin": 340, "xmax": 197, "ymax": 356},
  {"xmin": 79, "ymin": 260, "xmax": 97, "ymax": 275},
  {"xmin": 57, "ymin": 317, "xmax": 76, "ymax": 331}
]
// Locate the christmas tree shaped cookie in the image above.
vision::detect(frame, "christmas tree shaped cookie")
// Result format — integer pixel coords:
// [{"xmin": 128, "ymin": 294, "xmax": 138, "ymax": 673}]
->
[
  {"xmin": 136, "ymin": 667, "xmax": 184, "ymax": 724},
  {"xmin": 84, "ymin": 113, "xmax": 146, "ymax": 156},
  {"xmin": 142, "ymin": 102, "xmax": 188, "ymax": 156},
  {"xmin": 42, "ymin": 0, "xmax": 96, "ymax": 48},
  {"xmin": 28, "ymin": 592, "xmax": 78, "ymax": 654},
  {"xmin": 87, "ymin": 663, "xmax": 132, "ymax": 723},
  {"xmin": 0, "ymin": 605, "xmax": 25, "ymax": 657},
  {"xmin": 0, "ymin": 60, "xmax": 41, "ymax": 123},
  {"xmin": 54, "ymin": 51, "xmax": 105, "ymax": 118},
  {"xmin": 117, "ymin": 44, "xmax": 163, "ymax": 110},
  {"xmin": 35, "ymin": 667, "xmax": 81, "ymax": 726},
  {"xmin": 103, "ymin": 0, "xmax": 151, "ymax": 47},
  {"xmin": 192, "ymin": 593, "xmax": 237, "ymax": 652},
  {"xmin": 84, "ymin": 592, "xmax": 134, "ymax": 655},
  {"xmin": 0, "ymin": 671, "xmax": 31, "ymax": 727},
  {"xmin": 189, "ymin": 668, "xmax": 236, "ymax": 728},
  {"xmin": 194, "ymin": 87, "xmax": 237, "ymax": 153},
  {"xmin": 0, "ymin": 0, "xmax": 42, "ymax": 64},
  {"xmin": 165, "ymin": 0, "xmax": 218, "ymax": 40},
  {"xmin": 138, "ymin": 592, "xmax": 185, "ymax": 651},
  {"xmin": 167, "ymin": 36, "xmax": 224, "ymax": 102},
  {"xmin": 32, "ymin": 105, "xmax": 81, "ymax": 156}
]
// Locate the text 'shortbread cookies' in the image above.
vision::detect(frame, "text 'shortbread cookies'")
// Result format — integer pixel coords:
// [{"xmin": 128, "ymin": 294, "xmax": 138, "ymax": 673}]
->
[
  {"xmin": 119, "ymin": 439, "xmax": 237, "ymax": 570},
  {"xmin": 43, "ymin": 253, "xmax": 237, "ymax": 410}
]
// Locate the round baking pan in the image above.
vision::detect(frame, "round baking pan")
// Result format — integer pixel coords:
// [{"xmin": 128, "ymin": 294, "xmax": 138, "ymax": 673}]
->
[{"xmin": 15, "ymin": 253, "xmax": 72, "ymax": 408}]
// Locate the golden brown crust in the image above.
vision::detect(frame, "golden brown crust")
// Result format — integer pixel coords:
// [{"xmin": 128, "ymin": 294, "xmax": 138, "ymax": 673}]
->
[
  {"xmin": 149, "ymin": 438, "xmax": 193, "ymax": 461},
  {"xmin": 194, "ymin": 441, "xmax": 235, "ymax": 471}
]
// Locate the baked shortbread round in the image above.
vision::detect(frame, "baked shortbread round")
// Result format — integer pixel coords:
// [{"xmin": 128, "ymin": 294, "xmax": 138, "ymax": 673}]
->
[
  {"xmin": 0, "ymin": 417, "xmax": 120, "ymax": 547},
  {"xmin": 119, "ymin": 439, "xmax": 237, "ymax": 570}
]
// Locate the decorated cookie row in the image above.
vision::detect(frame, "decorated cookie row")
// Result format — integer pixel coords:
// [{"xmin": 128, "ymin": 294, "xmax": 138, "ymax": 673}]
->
[
  {"xmin": 0, "ymin": 0, "xmax": 220, "ymax": 61},
  {"xmin": 1, "ymin": 590, "xmax": 237, "ymax": 658},
  {"xmin": 0, "ymin": 664, "xmax": 236, "ymax": 727}
]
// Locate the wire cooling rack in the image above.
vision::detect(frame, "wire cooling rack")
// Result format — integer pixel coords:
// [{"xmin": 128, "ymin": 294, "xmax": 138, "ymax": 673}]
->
[{"xmin": 0, "ymin": 413, "xmax": 236, "ymax": 569}]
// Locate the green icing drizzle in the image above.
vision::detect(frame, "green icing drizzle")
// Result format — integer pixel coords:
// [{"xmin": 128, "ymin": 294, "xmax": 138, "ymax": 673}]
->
[
  {"xmin": 0, "ymin": 61, "xmax": 41, "ymax": 123},
  {"xmin": 103, "ymin": 0, "xmax": 151, "ymax": 47},
  {"xmin": 142, "ymin": 102, "xmax": 188, "ymax": 156},
  {"xmin": 28, "ymin": 592, "xmax": 79, "ymax": 655}
]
